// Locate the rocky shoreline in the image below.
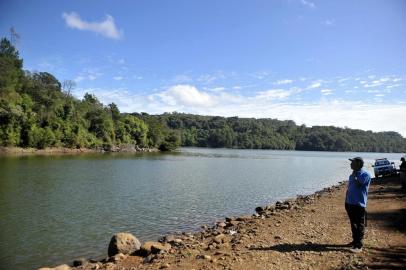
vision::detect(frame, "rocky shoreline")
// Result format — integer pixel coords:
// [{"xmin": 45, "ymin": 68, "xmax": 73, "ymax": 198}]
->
[
  {"xmin": 38, "ymin": 181, "xmax": 351, "ymax": 270},
  {"xmin": 0, "ymin": 146, "xmax": 158, "ymax": 156}
]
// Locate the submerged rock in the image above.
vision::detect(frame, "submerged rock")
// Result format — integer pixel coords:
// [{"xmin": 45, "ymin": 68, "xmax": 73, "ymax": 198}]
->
[{"xmin": 108, "ymin": 232, "xmax": 141, "ymax": 257}]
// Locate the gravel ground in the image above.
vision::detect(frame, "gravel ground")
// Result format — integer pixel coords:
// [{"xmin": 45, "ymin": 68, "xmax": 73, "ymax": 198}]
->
[{"xmin": 70, "ymin": 175, "xmax": 405, "ymax": 270}]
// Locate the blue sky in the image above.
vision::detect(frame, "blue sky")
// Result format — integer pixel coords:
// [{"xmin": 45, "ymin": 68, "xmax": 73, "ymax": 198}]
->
[{"xmin": 1, "ymin": 0, "xmax": 406, "ymax": 135}]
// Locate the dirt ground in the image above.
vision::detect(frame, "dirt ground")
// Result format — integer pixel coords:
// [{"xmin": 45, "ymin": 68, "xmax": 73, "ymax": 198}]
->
[{"xmin": 75, "ymin": 176, "xmax": 406, "ymax": 270}]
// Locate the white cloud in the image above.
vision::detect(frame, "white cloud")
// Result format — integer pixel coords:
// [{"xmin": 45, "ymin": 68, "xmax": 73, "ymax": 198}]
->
[
  {"xmin": 172, "ymin": 74, "xmax": 193, "ymax": 83},
  {"xmin": 361, "ymin": 76, "xmax": 399, "ymax": 88},
  {"xmin": 337, "ymin": 77, "xmax": 350, "ymax": 83},
  {"xmin": 74, "ymin": 76, "xmax": 84, "ymax": 82},
  {"xmin": 321, "ymin": 89, "xmax": 333, "ymax": 95},
  {"xmin": 256, "ymin": 89, "xmax": 293, "ymax": 100},
  {"xmin": 210, "ymin": 87, "xmax": 226, "ymax": 92},
  {"xmin": 386, "ymin": 84, "xmax": 401, "ymax": 89},
  {"xmin": 252, "ymin": 71, "xmax": 272, "ymax": 80},
  {"xmin": 197, "ymin": 72, "xmax": 227, "ymax": 84},
  {"xmin": 113, "ymin": 76, "xmax": 124, "ymax": 81},
  {"xmin": 307, "ymin": 82, "xmax": 322, "ymax": 89},
  {"xmin": 62, "ymin": 12, "xmax": 123, "ymax": 40},
  {"xmin": 274, "ymin": 79, "xmax": 293, "ymax": 85},
  {"xmin": 152, "ymin": 85, "xmax": 216, "ymax": 108},
  {"xmin": 322, "ymin": 19, "xmax": 335, "ymax": 26},
  {"xmin": 301, "ymin": 0, "xmax": 316, "ymax": 8},
  {"xmin": 74, "ymin": 68, "xmax": 102, "ymax": 83}
]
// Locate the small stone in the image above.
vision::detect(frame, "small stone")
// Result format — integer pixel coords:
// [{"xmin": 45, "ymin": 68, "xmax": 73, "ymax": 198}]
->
[
  {"xmin": 160, "ymin": 263, "xmax": 170, "ymax": 269},
  {"xmin": 213, "ymin": 234, "xmax": 227, "ymax": 244},
  {"xmin": 53, "ymin": 265, "xmax": 71, "ymax": 270},
  {"xmin": 143, "ymin": 254, "xmax": 157, "ymax": 263},
  {"xmin": 173, "ymin": 239, "xmax": 183, "ymax": 244},
  {"xmin": 72, "ymin": 258, "xmax": 88, "ymax": 267},
  {"xmin": 236, "ymin": 215, "xmax": 251, "ymax": 221},
  {"xmin": 160, "ymin": 235, "xmax": 176, "ymax": 243},
  {"xmin": 111, "ymin": 253, "xmax": 127, "ymax": 262},
  {"xmin": 139, "ymin": 241, "xmax": 171, "ymax": 256},
  {"xmin": 225, "ymin": 220, "xmax": 239, "ymax": 228},
  {"xmin": 204, "ymin": 255, "xmax": 212, "ymax": 260},
  {"xmin": 218, "ymin": 222, "xmax": 227, "ymax": 228}
]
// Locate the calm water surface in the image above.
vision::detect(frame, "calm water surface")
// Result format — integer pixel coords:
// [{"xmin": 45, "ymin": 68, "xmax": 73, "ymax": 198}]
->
[{"xmin": 0, "ymin": 148, "xmax": 402, "ymax": 269}]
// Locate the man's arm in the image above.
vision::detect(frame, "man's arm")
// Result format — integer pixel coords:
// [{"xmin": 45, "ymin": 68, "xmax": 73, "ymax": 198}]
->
[{"xmin": 353, "ymin": 171, "xmax": 370, "ymax": 186}]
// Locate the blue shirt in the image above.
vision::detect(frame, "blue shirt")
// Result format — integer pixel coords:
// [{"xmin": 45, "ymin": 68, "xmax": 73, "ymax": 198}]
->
[{"xmin": 345, "ymin": 169, "xmax": 371, "ymax": 207}]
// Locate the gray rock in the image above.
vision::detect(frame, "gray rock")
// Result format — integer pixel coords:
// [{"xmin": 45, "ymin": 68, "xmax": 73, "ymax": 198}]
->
[
  {"xmin": 143, "ymin": 254, "xmax": 158, "ymax": 264},
  {"xmin": 213, "ymin": 234, "xmax": 227, "ymax": 244},
  {"xmin": 109, "ymin": 253, "xmax": 127, "ymax": 262},
  {"xmin": 72, "ymin": 257, "xmax": 88, "ymax": 267},
  {"xmin": 236, "ymin": 215, "xmax": 251, "ymax": 221},
  {"xmin": 160, "ymin": 235, "xmax": 176, "ymax": 243},
  {"xmin": 54, "ymin": 265, "xmax": 71, "ymax": 270},
  {"xmin": 225, "ymin": 220, "xmax": 239, "ymax": 228},
  {"xmin": 108, "ymin": 232, "xmax": 141, "ymax": 257},
  {"xmin": 217, "ymin": 222, "xmax": 227, "ymax": 228},
  {"xmin": 139, "ymin": 241, "xmax": 171, "ymax": 256}
]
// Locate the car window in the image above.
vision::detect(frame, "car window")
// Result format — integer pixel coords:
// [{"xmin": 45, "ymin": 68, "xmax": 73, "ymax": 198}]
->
[{"xmin": 375, "ymin": 160, "xmax": 389, "ymax": 166}]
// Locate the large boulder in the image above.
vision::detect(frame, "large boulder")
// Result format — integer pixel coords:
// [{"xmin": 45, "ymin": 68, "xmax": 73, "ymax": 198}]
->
[{"xmin": 108, "ymin": 232, "xmax": 141, "ymax": 257}]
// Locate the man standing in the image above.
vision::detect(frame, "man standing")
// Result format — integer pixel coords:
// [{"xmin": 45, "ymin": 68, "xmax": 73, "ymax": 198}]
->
[{"xmin": 345, "ymin": 157, "xmax": 371, "ymax": 253}]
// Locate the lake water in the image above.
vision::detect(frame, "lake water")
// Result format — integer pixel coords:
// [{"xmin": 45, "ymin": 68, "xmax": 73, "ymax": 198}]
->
[{"xmin": 0, "ymin": 148, "xmax": 402, "ymax": 269}]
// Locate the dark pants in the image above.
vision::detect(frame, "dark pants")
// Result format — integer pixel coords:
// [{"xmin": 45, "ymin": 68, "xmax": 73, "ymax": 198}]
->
[{"xmin": 345, "ymin": 203, "xmax": 366, "ymax": 248}]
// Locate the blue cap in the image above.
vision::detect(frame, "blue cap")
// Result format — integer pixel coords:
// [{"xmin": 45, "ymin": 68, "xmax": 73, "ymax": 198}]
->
[{"xmin": 349, "ymin": 157, "xmax": 364, "ymax": 167}]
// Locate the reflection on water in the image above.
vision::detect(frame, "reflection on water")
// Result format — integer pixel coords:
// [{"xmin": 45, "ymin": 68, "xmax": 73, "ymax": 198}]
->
[{"xmin": 0, "ymin": 148, "xmax": 402, "ymax": 269}]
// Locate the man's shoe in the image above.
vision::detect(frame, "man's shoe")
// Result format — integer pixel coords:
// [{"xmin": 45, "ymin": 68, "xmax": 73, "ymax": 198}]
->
[{"xmin": 349, "ymin": 247, "xmax": 362, "ymax": 253}]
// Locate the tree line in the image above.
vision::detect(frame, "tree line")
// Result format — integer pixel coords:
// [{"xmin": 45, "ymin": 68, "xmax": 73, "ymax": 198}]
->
[
  {"xmin": 1, "ymin": 37, "xmax": 405, "ymax": 153},
  {"xmin": 136, "ymin": 113, "xmax": 406, "ymax": 153},
  {"xmin": 0, "ymin": 38, "xmax": 179, "ymax": 151}
]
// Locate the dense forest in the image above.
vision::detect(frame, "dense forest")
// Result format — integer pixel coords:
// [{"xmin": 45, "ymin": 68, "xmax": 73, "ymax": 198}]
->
[
  {"xmin": 0, "ymin": 38, "xmax": 179, "ymax": 151},
  {"xmin": 138, "ymin": 113, "xmax": 406, "ymax": 153},
  {"xmin": 1, "ymin": 37, "xmax": 405, "ymax": 153}
]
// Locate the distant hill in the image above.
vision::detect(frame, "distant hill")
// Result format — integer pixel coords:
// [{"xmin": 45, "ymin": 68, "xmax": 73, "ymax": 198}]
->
[{"xmin": 136, "ymin": 112, "xmax": 406, "ymax": 153}]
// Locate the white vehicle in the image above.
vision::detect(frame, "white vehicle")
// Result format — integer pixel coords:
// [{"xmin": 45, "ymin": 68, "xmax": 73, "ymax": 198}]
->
[{"xmin": 372, "ymin": 158, "xmax": 397, "ymax": 178}]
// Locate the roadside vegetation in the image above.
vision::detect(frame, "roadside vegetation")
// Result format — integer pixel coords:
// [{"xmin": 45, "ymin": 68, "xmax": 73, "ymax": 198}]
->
[{"xmin": 1, "ymin": 37, "xmax": 405, "ymax": 153}]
